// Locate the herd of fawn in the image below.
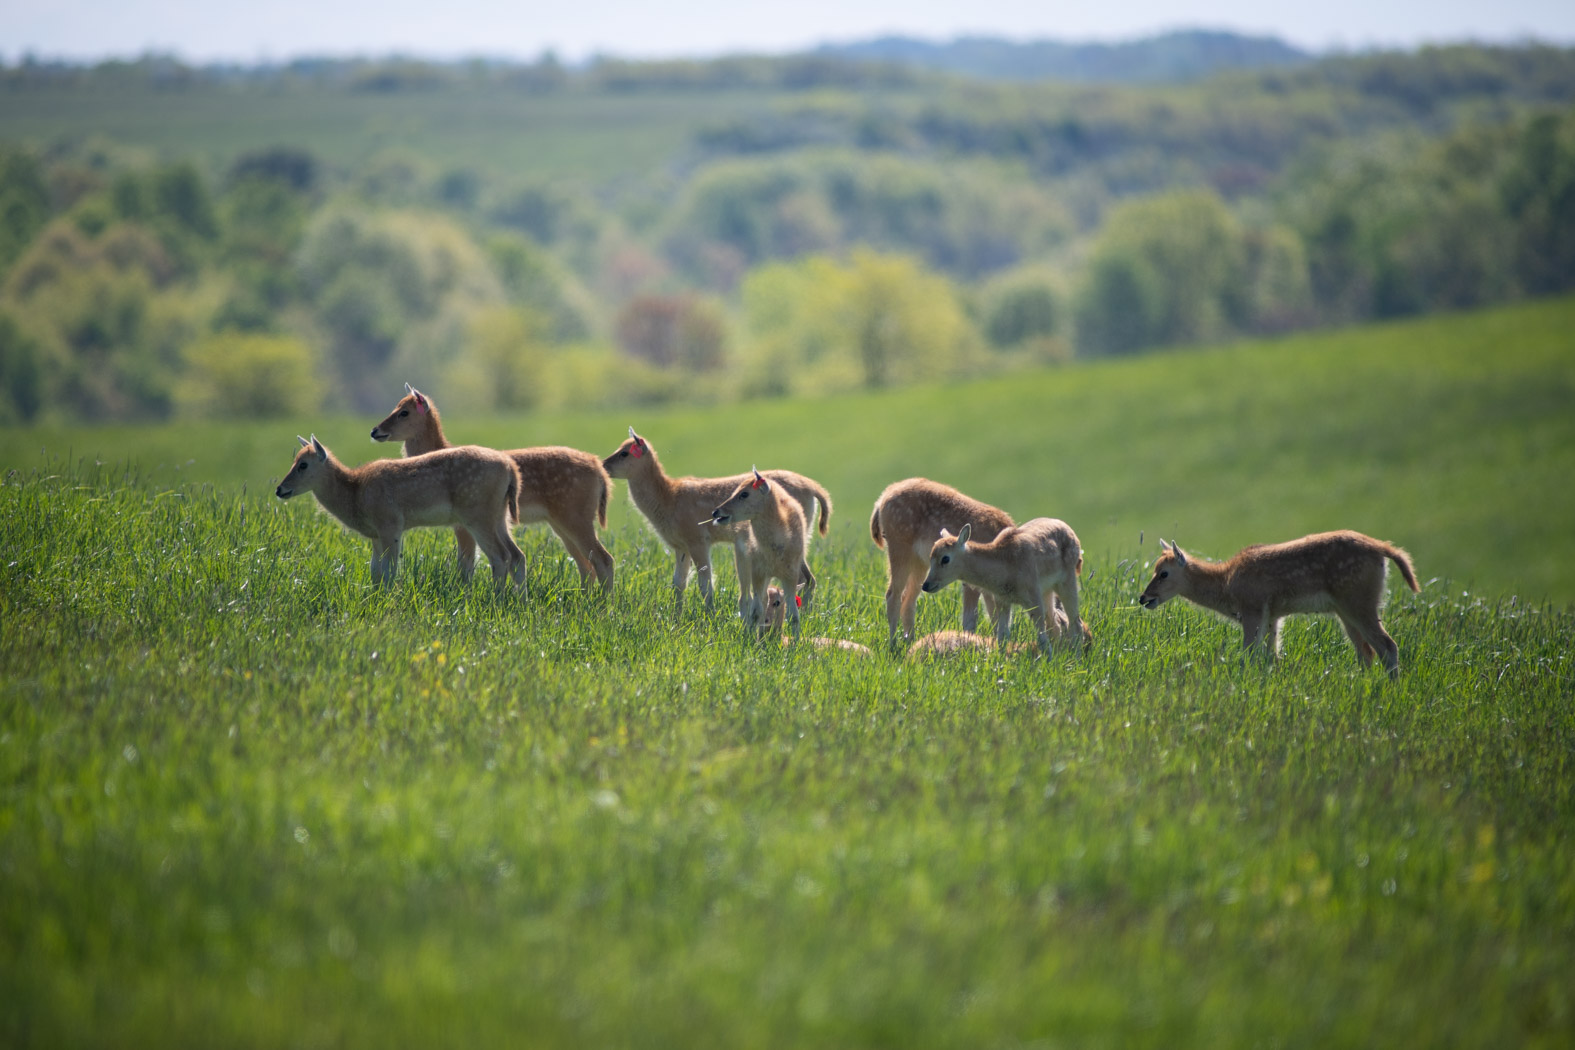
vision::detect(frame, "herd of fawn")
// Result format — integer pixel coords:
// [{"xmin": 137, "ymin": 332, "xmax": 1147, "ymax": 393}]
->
[{"xmin": 275, "ymin": 385, "xmax": 1420, "ymax": 677}]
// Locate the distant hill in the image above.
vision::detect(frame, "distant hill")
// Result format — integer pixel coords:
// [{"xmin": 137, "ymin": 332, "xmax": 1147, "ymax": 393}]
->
[{"xmin": 812, "ymin": 29, "xmax": 1313, "ymax": 83}]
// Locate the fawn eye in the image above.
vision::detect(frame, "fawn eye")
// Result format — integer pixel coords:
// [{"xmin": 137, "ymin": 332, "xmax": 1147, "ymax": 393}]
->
[
  {"xmin": 399, "ymin": 410, "xmax": 409, "ymax": 417},
  {"xmin": 739, "ymin": 490, "xmax": 748, "ymax": 499},
  {"xmin": 1159, "ymin": 570, "xmax": 1168, "ymax": 579},
  {"xmin": 940, "ymin": 555, "xmax": 950, "ymax": 564},
  {"xmin": 297, "ymin": 462, "xmax": 308, "ymax": 472}
]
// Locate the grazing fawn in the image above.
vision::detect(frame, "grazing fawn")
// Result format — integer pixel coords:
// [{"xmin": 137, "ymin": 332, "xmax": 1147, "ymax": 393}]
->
[
  {"xmin": 603, "ymin": 428, "xmax": 831, "ymax": 614},
  {"xmin": 705, "ymin": 468, "xmax": 809, "ymax": 636},
  {"xmin": 922, "ymin": 519, "xmax": 1091, "ymax": 652},
  {"xmin": 371, "ymin": 385, "xmax": 614, "ymax": 593},
  {"xmin": 1138, "ymin": 531, "xmax": 1419, "ymax": 678},
  {"xmin": 761, "ymin": 586, "xmax": 874, "ymax": 655},
  {"xmin": 871, "ymin": 478, "xmax": 1017, "ymax": 644},
  {"xmin": 274, "ymin": 434, "xmax": 526, "ymax": 590}
]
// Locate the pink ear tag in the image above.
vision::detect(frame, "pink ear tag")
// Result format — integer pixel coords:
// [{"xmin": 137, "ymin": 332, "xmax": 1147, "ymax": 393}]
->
[
  {"xmin": 416, "ymin": 398, "xmax": 427, "ymax": 414},
  {"xmin": 631, "ymin": 442, "xmax": 643, "ymax": 458}
]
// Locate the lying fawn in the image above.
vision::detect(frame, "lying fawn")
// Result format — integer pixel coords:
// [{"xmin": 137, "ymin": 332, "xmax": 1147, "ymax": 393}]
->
[
  {"xmin": 762, "ymin": 586, "xmax": 874, "ymax": 655},
  {"xmin": 603, "ymin": 428, "xmax": 831, "ymax": 614},
  {"xmin": 1137, "ymin": 531, "xmax": 1420, "ymax": 677},
  {"xmin": 871, "ymin": 477, "xmax": 1016, "ymax": 644},
  {"xmin": 705, "ymin": 468, "xmax": 808, "ymax": 636},
  {"xmin": 371, "ymin": 385, "xmax": 614, "ymax": 593},
  {"xmin": 922, "ymin": 519, "xmax": 1091, "ymax": 653},
  {"xmin": 274, "ymin": 434, "xmax": 525, "ymax": 590}
]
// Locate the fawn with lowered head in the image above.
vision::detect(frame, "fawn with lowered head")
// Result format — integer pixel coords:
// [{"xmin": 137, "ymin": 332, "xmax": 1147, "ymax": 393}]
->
[
  {"xmin": 371, "ymin": 385, "xmax": 614, "ymax": 593},
  {"xmin": 871, "ymin": 478, "xmax": 1022, "ymax": 644},
  {"xmin": 705, "ymin": 468, "xmax": 809, "ymax": 635},
  {"xmin": 1137, "ymin": 530, "xmax": 1419, "ymax": 678},
  {"xmin": 922, "ymin": 518, "xmax": 1091, "ymax": 653},
  {"xmin": 274, "ymin": 434, "xmax": 526, "ymax": 589},
  {"xmin": 603, "ymin": 428, "xmax": 831, "ymax": 614}
]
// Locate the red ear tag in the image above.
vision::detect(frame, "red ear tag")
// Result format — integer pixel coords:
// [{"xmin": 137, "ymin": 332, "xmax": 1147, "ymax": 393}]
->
[
  {"xmin": 751, "ymin": 476, "xmax": 764, "ymax": 489},
  {"xmin": 795, "ymin": 594, "xmax": 802, "ymax": 608},
  {"xmin": 631, "ymin": 442, "xmax": 643, "ymax": 458}
]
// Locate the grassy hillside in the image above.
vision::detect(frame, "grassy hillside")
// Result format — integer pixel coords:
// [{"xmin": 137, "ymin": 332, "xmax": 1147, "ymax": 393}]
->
[
  {"xmin": 0, "ymin": 82, "xmax": 787, "ymax": 182},
  {"xmin": 6, "ymin": 295, "xmax": 1573, "ymax": 602},
  {"xmin": 2, "ymin": 354, "xmax": 1572, "ymax": 1045}
]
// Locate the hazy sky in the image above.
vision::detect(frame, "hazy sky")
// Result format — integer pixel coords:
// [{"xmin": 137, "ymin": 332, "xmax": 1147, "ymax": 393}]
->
[{"xmin": 5, "ymin": 0, "xmax": 1573, "ymax": 63}]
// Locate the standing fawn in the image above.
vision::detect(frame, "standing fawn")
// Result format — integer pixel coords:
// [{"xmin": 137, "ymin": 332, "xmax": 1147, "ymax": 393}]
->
[
  {"xmin": 371, "ymin": 385, "xmax": 614, "ymax": 593},
  {"xmin": 761, "ymin": 586, "xmax": 874, "ymax": 655},
  {"xmin": 922, "ymin": 519, "xmax": 1091, "ymax": 652},
  {"xmin": 705, "ymin": 468, "xmax": 809, "ymax": 636},
  {"xmin": 274, "ymin": 434, "xmax": 526, "ymax": 590},
  {"xmin": 603, "ymin": 428, "xmax": 831, "ymax": 614},
  {"xmin": 871, "ymin": 478, "xmax": 1016, "ymax": 644},
  {"xmin": 1137, "ymin": 531, "xmax": 1419, "ymax": 678}
]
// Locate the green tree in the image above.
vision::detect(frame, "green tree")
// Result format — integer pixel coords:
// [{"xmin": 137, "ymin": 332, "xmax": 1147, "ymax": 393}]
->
[
  {"xmin": 738, "ymin": 249, "xmax": 976, "ymax": 395},
  {"xmin": 445, "ymin": 306, "xmax": 548, "ymax": 411},
  {"xmin": 984, "ymin": 274, "xmax": 1061, "ymax": 349},
  {"xmin": 0, "ymin": 309, "xmax": 44, "ymax": 422},
  {"xmin": 1502, "ymin": 111, "xmax": 1575, "ymax": 296},
  {"xmin": 1074, "ymin": 189, "xmax": 1245, "ymax": 355},
  {"xmin": 0, "ymin": 150, "xmax": 51, "ymax": 279},
  {"xmin": 176, "ymin": 331, "xmax": 319, "ymax": 418}
]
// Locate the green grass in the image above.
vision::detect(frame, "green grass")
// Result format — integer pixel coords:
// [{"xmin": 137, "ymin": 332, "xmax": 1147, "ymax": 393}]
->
[
  {"xmin": 2, "ymin": 298, "xmax": 1574, "ymax": 1047},
  {"xmin": 0, "ymin": 81, "xmax": 802, "ymax": 182}
]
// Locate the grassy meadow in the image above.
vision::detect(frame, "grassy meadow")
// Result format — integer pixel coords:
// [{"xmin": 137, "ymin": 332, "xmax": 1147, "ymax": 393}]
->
[
  {"xmin": 0, "ymin": 80, "xmax": 791, "ymax": 182},
  {"xmin": 2, "ymin": 298, "xmax": 1574, "ymax": 1047}
]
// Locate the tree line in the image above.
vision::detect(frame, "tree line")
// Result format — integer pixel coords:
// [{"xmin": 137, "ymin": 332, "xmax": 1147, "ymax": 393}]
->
[{"xmin": 1, "ymin": 44, "xmax": 1573, "ymax": 423}]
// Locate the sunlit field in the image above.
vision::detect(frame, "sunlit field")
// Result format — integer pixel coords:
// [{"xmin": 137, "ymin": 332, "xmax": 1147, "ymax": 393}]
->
[{"xmin": 2, "ymin": 299, "xmax": 1573, "ymax": 1047}]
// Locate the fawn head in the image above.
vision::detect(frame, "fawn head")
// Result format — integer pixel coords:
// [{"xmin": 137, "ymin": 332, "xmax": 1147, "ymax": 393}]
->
[
  {"xmin": 706, "ymin": 467, "xmax": 770, "ymax": 526},
  {"xmin": 275, "ymin": 435, "xmax": 329, "ymax": 499},
  {"xmin": 921, "ymin": 522, "xmax": 972, "ymax": 593},
  {"xmin": 761, "ymin": 584, "xmax": 801, "ymax": 631},
  {"xmin": 370, "ymin": 383, "xmax": 431, "ymax": 442},
  {"xmin": 603, "ymin": 426, "xmax": 651, "ymax": 477},
  {"xmin": 1138, "ymin": 540, "xmax": 1189, "ymax": 609}
]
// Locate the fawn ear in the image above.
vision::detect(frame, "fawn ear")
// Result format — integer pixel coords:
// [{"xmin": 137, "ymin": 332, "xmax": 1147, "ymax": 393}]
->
[
  {"xmin": 1172, "ymin": 544, "xmax": 1188, "ymax": 567},
  {"xmin": 296, "ymin": 434, "xmax": 310, "ymax": 448},
  {"xmin": 310, "ymin": 435, "xmax": 327, "ymax": 461},
  {"xmin": 751, "ymin": 465, "xmax": 765, "ymax": 490},
  {"xmin": 957, "ymin": 522, "xmax": 972, "ymax": 544},
  {"xmin": 404, "ymin": 381, "xmax": 415, "ymax": 396},
  {"xmin": 938, "ymin": 527, "xmax": 954, "ymax": 541}
]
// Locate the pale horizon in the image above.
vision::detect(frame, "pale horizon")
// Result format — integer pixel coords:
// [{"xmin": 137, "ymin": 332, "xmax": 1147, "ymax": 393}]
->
[{"xmin": 3, "ymin": 0, "xmax": 1573, "ymax": 66}]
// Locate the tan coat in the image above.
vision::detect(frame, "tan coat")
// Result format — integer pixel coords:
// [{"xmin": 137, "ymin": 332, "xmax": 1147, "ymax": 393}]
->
[
  {"xmin": 922, "ymin": 518, "xmax": 1090, "ymax": 652},
  {"xmin": 275, "ymin": 435, "xmax": 525, "ymax": 589},
  {"xmin": 870, "ymin": 477, "xmax": 1016, "ymax": 643},
  {"xmin": 1138, "ymin": 530, "xmax": 1420, "ymax": 677},
  {"xmin": 603, "ymin": 429, "xmax": 831, "ymax": 614},
  {"xmin": 371, "ymin": 386, "xmax": 613, "ymax": 592}
]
